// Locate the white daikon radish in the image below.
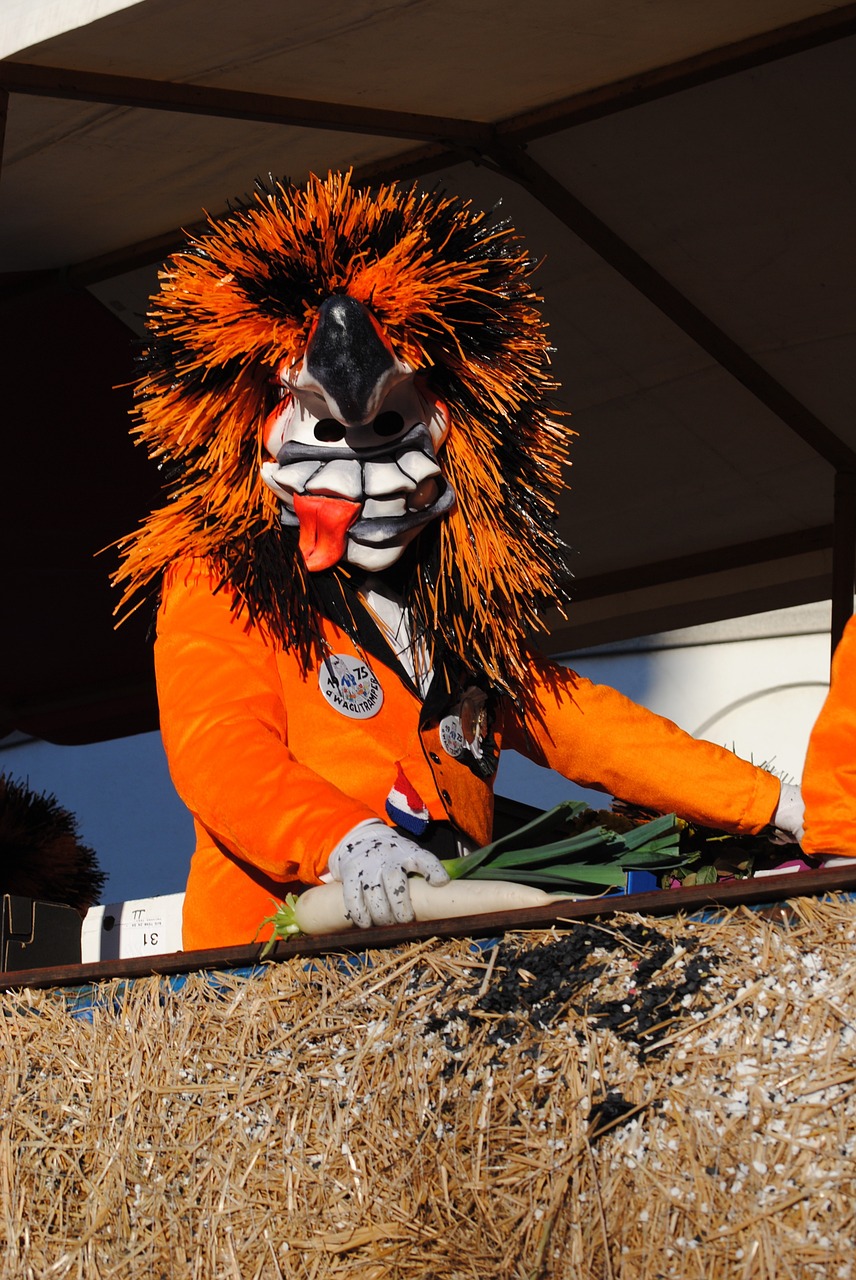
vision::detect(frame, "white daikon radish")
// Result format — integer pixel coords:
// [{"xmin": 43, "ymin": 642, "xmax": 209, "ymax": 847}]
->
[{"xmin": 261, "ymin": 877, "xmax": 576, "ymax": 944}]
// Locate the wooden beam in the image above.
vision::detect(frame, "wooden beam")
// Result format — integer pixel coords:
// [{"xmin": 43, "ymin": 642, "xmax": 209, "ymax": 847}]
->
[
  {"xmin": 567, "ymin": 526, "xmax": 834, "ymax": 603},
  {"xmin": 499, "ymin": 3, "xmax": 856, "ymax": 141},
  {"xmin": 4, "ymin": 3, "xmax": 855, "ymax": 150},
  {"xmin": 488, "ymin": 142, "xmax": 856, "ymax": 474},
  {"xmin": 2, "ymin": 862, "xmax": 855, "ymax": 991},
  {"xmin": 0, "ymin": 60, "xmax": 493, "ymax": 147}
]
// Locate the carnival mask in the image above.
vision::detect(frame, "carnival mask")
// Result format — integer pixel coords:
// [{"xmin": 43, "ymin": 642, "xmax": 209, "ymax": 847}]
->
[{"xmin": 261, "ymin": 296, "xmax": 454, "ymax": 572}]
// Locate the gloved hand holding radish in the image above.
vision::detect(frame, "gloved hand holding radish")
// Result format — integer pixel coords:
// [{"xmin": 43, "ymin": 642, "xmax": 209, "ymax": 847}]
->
[
  {"xmin": 260, "ymin": 802, "xmax": 685, "ymax": 946},
  {"xmin": 326, "ymin": 821, "xmax": 449, "ymax": 928}
]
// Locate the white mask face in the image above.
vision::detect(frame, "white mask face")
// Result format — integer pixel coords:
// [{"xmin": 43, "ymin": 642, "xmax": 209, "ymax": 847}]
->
[
  {"xmin": 260, "ymin": 294, "xmax": 454, "ymax": 572},
  {"xmin": 261, "ymin": 368, "xmax": 453, "ymax": 572}
]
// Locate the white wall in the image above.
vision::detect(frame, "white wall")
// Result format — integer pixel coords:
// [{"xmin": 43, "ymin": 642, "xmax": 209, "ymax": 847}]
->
[{"xmin": 495, "ymin": 600, "xmax": 832, "ymax": 809}]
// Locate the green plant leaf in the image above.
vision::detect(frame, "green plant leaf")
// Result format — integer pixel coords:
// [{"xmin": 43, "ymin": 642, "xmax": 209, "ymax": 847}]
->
[{"xmin": 442, "ymin": 798, "xmax": 592, "ymax": 879}]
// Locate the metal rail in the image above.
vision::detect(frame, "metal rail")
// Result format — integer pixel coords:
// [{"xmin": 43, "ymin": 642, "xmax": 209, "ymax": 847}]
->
[{"xmin": 2, "ymin": 862, "xmax": 855, "ymax": 992}]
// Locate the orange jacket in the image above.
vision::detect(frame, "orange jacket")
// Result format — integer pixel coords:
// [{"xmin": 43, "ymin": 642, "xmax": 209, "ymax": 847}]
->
[
  {"xmin": 155, "ymin": 559, "xmax": 781, "ymax": 949},
  {"xmin": 802, "ymin": 616, "xmax": 856, "ymax": 856}
]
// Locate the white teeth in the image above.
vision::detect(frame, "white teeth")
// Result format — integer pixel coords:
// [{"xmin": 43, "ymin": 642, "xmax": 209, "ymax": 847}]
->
[
  {"xmin": 262, "ymin": 449, "xmax": 442, "ymax": 515},
  {"xmin": 305, "ymin": 458, "xmax": 362, "ymax": 499},
  {"xmin": 268, "ymin": 459, "xmax": 321, "ymax": 489},
  {"xmin": 362, "ymin": 497, "xmax": 407, "ymax": 519},
  {"xmin": 363, "ymin": 460, "xmax": 416, "ymax": 497},
  {"xmin": 261, "ymin": 458, "xmax": 320, "ymax": 500},
  {"xmin": 396, "ymin": 451, "xmax": 441, "ymax": 483}
]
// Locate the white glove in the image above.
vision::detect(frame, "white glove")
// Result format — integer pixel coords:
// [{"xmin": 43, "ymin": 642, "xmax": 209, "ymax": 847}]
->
[
  {"xmin": 327, "ymin": 820, "xmax": 449, "ymax": 928},
  {"xmin": 771, "ymin": 782, "xmax": 805, "ymax": 844}
]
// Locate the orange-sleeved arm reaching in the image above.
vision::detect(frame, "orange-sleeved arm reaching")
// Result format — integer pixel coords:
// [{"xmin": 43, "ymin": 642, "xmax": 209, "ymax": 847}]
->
[
  {"xmin": 802, "ymin": 617, "xmax": 856, "ymax": 856},
  {"xmin": 507, "ymin": 649, "xmax": 782, "ymax": 835}
]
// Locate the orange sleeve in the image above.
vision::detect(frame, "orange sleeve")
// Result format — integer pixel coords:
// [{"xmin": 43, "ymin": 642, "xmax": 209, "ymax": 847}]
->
[
  {"xmin": 504, "ymin": 649, "xmax": 781, "ymax": 834},
  {"xmin": 802, "ymin": 617, "xmax": 856, "ymax": 856},
  {"xmin": 154, "ymin": 558, "xmax": 379, "ymax": 886}
]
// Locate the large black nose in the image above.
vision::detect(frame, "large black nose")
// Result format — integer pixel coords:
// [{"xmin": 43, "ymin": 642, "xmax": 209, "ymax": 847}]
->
[{"xmin": 304, "ymin": 296, "xmax": 396, "ymax": 426}]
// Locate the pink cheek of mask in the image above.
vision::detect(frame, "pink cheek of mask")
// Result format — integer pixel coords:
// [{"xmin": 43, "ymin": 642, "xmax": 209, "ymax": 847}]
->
[{"xmin": 407, "ymin": 477, "xmax": 439, "ymax": 511}]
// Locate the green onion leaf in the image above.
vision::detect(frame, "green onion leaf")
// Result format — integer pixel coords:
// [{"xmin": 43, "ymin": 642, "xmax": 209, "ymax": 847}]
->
[{"xmin": 442, "ymin": 804, "xmax": 682, "ymax": 889}]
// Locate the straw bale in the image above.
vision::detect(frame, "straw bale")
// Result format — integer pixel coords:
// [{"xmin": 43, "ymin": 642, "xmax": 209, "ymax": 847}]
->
[{"xmin": 1, "ymin": 896, "xmax": 855, "ymax": 1279}]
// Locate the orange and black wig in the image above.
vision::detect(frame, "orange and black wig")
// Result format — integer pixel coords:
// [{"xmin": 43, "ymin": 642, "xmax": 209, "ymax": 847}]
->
[{"xmin": 116, "ymin": 171, "xmax": 573, "ymax": 695}]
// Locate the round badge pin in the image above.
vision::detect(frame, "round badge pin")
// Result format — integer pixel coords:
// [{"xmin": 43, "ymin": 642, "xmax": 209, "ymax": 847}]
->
[
  {"xmin": 439, "ymin": 714, "xmax": 465, "ymax": 758},
  {"xmin": 319, "ymin": 654, "xmax": 383, "ymax": 720}
]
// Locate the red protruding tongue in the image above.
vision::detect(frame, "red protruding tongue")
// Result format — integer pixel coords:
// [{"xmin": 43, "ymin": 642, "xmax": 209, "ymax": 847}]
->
[{"xmin": 293, "ymin": 493, "xmax": 361, "ymax": 571}]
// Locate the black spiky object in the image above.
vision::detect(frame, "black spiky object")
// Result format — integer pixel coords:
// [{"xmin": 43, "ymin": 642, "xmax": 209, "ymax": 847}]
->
[{"xmin": 0, "ymin": 774, "xmax": 106, "ymax": 915}]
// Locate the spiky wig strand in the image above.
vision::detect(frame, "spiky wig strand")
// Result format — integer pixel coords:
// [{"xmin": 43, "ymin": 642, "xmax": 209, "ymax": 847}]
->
[{"xmin": 115, "ymin": 171, "xmax": 573, "ymax": 696}]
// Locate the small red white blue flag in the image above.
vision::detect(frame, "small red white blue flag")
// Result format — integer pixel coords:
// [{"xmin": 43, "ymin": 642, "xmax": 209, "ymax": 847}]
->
[{"xmin": 385, "ymin": 762, "xmax": 430, "ymax": 836}]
